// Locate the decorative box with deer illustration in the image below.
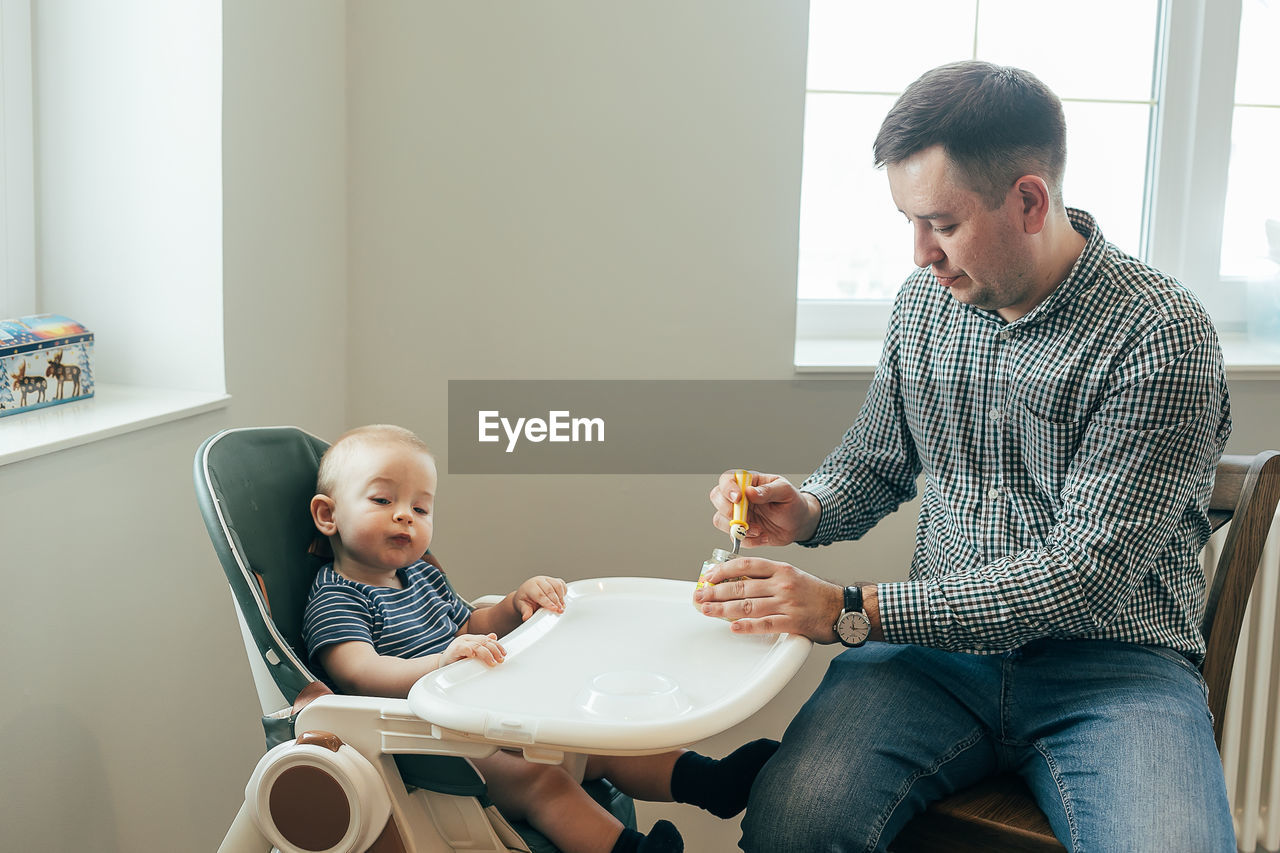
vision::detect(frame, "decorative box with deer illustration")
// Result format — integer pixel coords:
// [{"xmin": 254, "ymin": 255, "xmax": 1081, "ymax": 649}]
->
[{"xmin": 0, "ymin": 314, "xmax": 95, "ymax": 418}]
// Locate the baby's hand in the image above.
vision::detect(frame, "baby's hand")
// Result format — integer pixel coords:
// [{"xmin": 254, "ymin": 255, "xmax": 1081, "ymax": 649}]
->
[
  {"xmin": 513, "ymin": 575, "xmax": 567, "ymax": 621},
  {"xmin": 441, "ymin": 633, "xmax": 506, "ymax": 667}
]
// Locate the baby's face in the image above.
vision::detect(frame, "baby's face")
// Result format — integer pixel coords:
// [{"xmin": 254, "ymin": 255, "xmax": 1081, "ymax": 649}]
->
[{"xmin": 329, "ymin": 442, "xmax": 437, "ymax": 576}]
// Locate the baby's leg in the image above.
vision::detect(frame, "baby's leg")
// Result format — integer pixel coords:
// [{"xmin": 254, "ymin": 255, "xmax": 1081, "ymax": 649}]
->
[{"xmin": 476, "ymin": 750, "xmax": 628, "ymax": 853}]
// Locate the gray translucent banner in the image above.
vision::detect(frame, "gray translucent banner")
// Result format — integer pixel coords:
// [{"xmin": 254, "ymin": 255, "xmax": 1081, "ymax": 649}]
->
[{"xmin": 447, "ymin": 380, "xmax": 863, "ymax": 474}]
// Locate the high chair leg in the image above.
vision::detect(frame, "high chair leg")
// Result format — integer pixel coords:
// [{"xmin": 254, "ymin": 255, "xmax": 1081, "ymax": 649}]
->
[{"xmin": 219, "ymin": 801, "xmax": 272, "ymax": 853}]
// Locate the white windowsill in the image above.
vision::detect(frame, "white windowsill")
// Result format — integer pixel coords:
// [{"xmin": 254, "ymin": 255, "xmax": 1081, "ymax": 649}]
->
[
  {"xmin": 0, "ymin": 383, "xmax": 230, "ymax": 467},
  {"xmin": 793, "ymin": 338, "xmax": 882, "ymax": 375},
  {"xmin": 795, "ymin": 334, "xmax": 1280, "ymax": 380}
]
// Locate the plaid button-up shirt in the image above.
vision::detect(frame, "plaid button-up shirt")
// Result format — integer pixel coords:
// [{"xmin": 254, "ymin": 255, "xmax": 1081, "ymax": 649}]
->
[{"xmin": 801, "ymin": 209, "xmax": 1231, "ymax": 661}]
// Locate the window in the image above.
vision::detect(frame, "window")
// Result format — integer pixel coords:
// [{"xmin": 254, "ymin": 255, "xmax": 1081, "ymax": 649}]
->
[
  {"xmin": 1220, "ymin": 0, "xmax": 1280, "ymax": 277},
  {"xmin": 0, "ymin": 0, "xmax": 228, "ymax": 466},
  {"xmin": 1216, "ymin": 0, "xmax": 1280, "ymax": 336},
  {"xmin": 0, "ymin": 0, "xmax": 35, "ymax": 320},
  {"xmin": 796, "ymin": 0, "xmax": 1280, "ymax": 363}
]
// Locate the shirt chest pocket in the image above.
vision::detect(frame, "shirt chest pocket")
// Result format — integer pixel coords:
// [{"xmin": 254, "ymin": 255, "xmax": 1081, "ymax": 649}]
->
[{"xmin": 1016, "ymin": 404, "xmax": 1087, "ymax": 502}]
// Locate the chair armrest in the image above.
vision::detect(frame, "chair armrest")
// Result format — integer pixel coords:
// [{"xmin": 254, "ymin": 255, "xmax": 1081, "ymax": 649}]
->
[{"xmin": 293, "ymin": 693, "xmax": 500, "ymax": 761}]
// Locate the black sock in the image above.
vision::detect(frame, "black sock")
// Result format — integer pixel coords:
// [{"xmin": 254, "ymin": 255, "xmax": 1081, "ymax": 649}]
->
[
  {"xmin": 670, "ymin": 738, "xmax": 780, "ymax": 819},
  {"xmin": 611, "ymin": 820, "xmax": 683, "ymax": 853},
  {"xmin": 611, "ymin": 828, "xmax": 642, "ymax": 853}
]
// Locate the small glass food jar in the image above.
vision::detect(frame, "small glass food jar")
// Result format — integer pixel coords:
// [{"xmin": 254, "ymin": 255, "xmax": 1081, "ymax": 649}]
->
[{"xmin": 695, "ymin": 548, "xmax": 749, "ymax": 618}]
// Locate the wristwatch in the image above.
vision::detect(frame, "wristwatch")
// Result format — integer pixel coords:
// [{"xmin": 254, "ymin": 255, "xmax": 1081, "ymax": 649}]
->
[{"xmin": 834, "ymin": 585, "xmax": 872, "ymax": 647}]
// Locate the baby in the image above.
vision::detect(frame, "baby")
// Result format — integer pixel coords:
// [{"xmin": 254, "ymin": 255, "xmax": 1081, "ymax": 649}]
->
[{"xmin": 301, "ymin": 424, "xmax": 777, "ymax": 853}]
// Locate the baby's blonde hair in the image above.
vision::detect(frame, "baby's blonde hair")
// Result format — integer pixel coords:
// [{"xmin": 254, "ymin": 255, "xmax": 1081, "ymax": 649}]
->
[{"xmin": 315, "ymin": 424, "xmax": 434, "ymax": 497}]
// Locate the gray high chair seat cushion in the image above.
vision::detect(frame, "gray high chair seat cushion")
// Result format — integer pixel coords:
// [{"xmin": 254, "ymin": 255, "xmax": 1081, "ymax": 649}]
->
[
  {"xmin": 196, "ymin": 426, "xmax": 330, "ymax": 703},
  {"xmin": 194, "ymin": 426, "xmax": 636, "ymax": 850}
]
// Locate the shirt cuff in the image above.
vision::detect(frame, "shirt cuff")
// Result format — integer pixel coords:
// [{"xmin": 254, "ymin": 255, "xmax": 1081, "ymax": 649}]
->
[
  {"xmin": 875, "ymin": 580, "xmax": 938, "ymax": 646},
  {"xmin": 798, "ymin": 484, "xmax": 842, "ymax": 547}
]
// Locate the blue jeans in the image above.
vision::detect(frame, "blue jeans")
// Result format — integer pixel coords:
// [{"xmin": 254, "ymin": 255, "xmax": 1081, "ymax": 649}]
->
[{"xmin": 740, "ymin": 639, "xmax": 1234, "ymax": 852}]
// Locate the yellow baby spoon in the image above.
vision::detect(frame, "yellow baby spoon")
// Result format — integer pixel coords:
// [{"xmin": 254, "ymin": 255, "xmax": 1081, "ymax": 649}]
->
[{"xmin": 730, "ymin": 468, "xmax": 750, "ymax": 555}]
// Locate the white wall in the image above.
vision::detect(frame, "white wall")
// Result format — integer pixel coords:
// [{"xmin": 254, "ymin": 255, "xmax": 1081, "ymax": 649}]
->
[{"xmin": 1, "ymin": 2, "xmax": 1277, "ymax": 851}]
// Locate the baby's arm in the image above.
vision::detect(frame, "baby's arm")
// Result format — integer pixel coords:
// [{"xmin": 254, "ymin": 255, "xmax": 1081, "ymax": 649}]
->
[
  {"xmin": 318, "ymin": 633, "xmax": 506, "ymax": 699},
  {"xmin": 465, "ymin": 575, "xmax": 567, "ymax": 637}
]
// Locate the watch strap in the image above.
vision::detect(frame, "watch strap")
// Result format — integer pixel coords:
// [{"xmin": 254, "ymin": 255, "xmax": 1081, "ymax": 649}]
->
[{"xmin": 843, "ymin": 585, "xmax": 864, "ymax": 614}]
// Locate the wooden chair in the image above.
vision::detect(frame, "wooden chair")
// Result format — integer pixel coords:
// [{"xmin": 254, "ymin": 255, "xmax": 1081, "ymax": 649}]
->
[{"xmin": 891, "ymin": 451, "xmax": 1280, "ymax": 853}]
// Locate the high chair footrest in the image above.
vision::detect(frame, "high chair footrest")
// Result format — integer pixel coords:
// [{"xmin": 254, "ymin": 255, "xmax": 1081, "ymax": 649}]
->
[{"xmin": 395, "ymin": 753, "xmax": 488, "ymax": 798}]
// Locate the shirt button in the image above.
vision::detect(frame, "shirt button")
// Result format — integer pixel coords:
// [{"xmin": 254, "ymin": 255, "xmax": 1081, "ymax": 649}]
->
[
  {"xmin": 989, "ymin": 407, "xmax": 1003, "ymax": 422},
  {"xmin": 988, "ymin": 487, "xmax": 1002, "ymax": 501}
]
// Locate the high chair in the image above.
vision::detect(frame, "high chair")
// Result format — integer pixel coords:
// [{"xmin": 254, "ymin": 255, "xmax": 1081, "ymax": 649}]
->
[{"xmin": 194, "ymin": 426, "xmax": 636, "ymax": 853}]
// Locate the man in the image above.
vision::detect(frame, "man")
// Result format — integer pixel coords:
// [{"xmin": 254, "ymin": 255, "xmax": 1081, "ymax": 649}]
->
[{"xmin": 697, "ymin": 61, "xmax": 1234, "ymax": 852}]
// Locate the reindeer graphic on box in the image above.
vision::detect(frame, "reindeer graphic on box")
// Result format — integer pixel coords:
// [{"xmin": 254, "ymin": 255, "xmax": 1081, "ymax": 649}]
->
[{"xmin": 0, "ymin": 315, "xmax": 95, "ymax": 417}]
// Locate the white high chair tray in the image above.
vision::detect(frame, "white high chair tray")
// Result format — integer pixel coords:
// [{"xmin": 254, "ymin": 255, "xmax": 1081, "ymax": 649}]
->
[{"xmin": 408, "ymin": 577, "xmax": 811, "ymax": 756}]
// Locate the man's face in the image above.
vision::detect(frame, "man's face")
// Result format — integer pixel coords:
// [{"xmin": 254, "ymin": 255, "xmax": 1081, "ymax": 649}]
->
[
  {"xmin": 887, "ymin": 145, "xmax": 1041, "ymax": 322},
  {"xmin": 326, "ymin": 442, "xmax": 437, "ymax": 579}
]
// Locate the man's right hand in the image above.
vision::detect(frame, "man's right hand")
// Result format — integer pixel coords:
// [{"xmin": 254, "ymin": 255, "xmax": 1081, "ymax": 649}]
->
[{"xmin": 709, "ymin": 470, "xmax": 822, "ymax": 547}]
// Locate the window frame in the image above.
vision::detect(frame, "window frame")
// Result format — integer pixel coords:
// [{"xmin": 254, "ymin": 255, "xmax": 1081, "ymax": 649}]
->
[
  {"xmin": 1145, "ymin": 0, "xmax": 1243, "ymax": 325},
  {"xmin": 795, "ymin": 0, "xmax": 1262, "ymax": 365},
  {"xmin": 0, "ymin": 0, "xmax": 36, "ymax": 320}
]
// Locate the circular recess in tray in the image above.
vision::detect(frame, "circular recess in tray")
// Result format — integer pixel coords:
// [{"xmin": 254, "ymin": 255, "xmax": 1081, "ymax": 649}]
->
[{"xmin": 576, "ymin": 671, "xmax": 693, "ymax": 720}]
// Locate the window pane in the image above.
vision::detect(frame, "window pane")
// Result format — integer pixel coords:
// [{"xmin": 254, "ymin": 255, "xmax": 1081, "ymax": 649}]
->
[
  {"xmin": 796, "ymin": 93, "xmax": 903, "ymax": 300},
  {"xmin": 806, "ymin": 0, "xmax": 976, "ymax": 93},
  {"xmin": 1060, "ymin": 101, "xmax": 1152, "ymax": 256},
  {"xmin": 1220, "ymin": 0, "xmax": 1280, "ymax": 279},
  {"xmin": 1220, "ymin": 106, "xmax": 1280, "ymax": 277},
  {"xmin": 1234, "ymin": 0, "xmax": 1280, "ymax": 105},
  {"xmin": 975, "ymin": 0, "xmax": 1161, "ymax": 102}
]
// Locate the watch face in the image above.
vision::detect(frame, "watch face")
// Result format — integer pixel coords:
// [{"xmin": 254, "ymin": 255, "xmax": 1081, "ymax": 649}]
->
[{"xmin": 836, "ymin": 610, "xmax": 871, "ymax": 646}]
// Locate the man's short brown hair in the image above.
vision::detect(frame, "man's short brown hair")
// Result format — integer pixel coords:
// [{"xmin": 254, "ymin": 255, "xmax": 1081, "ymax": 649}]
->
[{"xmin": 873, "ymin": 61, "xmax": 1067, "ymax": 209}]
